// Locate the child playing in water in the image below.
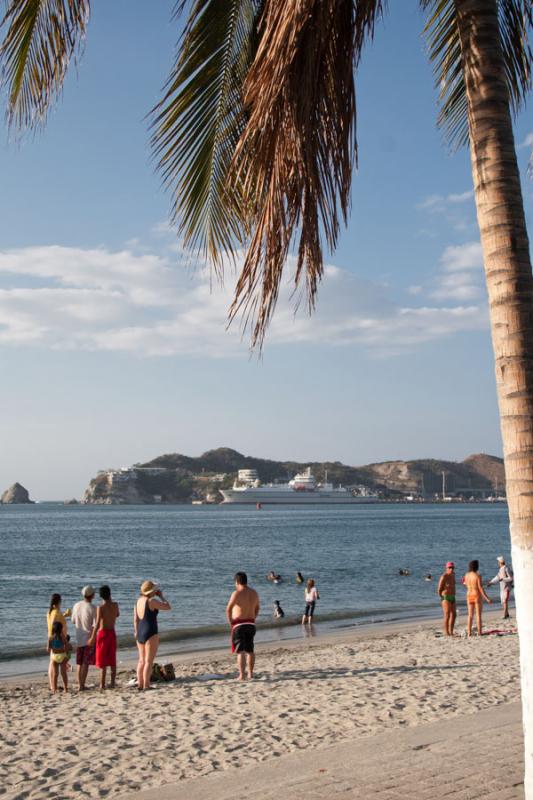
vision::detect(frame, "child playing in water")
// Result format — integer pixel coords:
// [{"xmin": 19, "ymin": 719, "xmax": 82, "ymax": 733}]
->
[
  {"xmin": 48, "ymin": 620, "xmax": 70, "ymax": 693},
  {"xmin": 273, "ymin": 600, "xmax": 284, "ymax": 619},
  {"xmin": 302, "ymin": 578, "xmax": 319, "ymax": 624}
]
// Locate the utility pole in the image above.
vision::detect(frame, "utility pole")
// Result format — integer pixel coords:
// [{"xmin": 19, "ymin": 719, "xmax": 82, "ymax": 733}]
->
[{"xmin": 442, "ymin": 471, "xmax": 446, "ymax": 501}]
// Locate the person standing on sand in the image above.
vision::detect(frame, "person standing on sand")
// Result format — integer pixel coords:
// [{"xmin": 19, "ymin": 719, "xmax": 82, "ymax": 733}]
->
[
  {"xmin": 487, "ymin": 556, "xmax": 514, "ymax": 620},
  {"xmin": 47, "ymin": 620, "xmax": 70, "ymax": 693},
  {"xmin": 134, "ymin": 580, "xmax": 171, "ymax": 691},
  {"xmin": 46, "ymin": 593, "xmax": 70, "ymax": 638},
  {"xmin": 463, "ymin": 560, "xmax": 492, "ymax": 637},
  {"xmin": 46, "ymin": 593, "xmax": 71, "ymax": 691},
  {"xmin": 302, "ymin": 578, "xmax": 319, "ymax": 624},
  {"xmin": 88, "ymin": 585, "xmax": 120, "ymax": 690},
  {"xmin": 226, "ymin": 572, "xmax": 260, "ymax": 680},
  {"xmin": 437, "ymin": 562, "xmax": 457, "ymax": 636},
  {"xmin": 71, "ymin": 585, "xmax": 97, "ymax": 691}
]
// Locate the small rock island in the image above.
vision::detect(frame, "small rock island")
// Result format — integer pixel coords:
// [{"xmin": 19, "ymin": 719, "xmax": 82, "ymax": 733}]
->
[{"xmin": 1, "ymin": 482, "xmax": 34, "ymax": 504}]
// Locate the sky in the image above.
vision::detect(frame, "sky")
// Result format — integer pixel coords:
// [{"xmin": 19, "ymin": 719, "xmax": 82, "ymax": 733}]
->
[{"xmin": 0, "ymin": 2, "xmax": 532, "ymax": 500}]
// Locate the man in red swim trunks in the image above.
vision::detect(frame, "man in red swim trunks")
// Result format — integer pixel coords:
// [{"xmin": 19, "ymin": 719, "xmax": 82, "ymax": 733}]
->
[
  {"xmin": 226, "ymin": 572, "xmax": 260, "ymax": 680},
  {"xmin": 88, "ymin": 585, "xmax": 120, "ymax": 690}
]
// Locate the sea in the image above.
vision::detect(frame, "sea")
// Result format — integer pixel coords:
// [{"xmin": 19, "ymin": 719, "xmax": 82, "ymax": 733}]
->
[{"xmin": 0, "ymin": 502, "xmax": 510, "ymax": 677}]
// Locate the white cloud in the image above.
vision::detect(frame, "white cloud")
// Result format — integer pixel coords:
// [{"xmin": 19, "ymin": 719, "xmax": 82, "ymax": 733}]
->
[
  {"xmin": 417, "ymin": 189, "xmax": 474, "ymax": 212},
  {"xmin": 520, "ymin": 132, "xmax": 533, "ymax": 149},
  {"xmin": 429, "ymin": 240, "xmax": 484, "ymax": 302},
  {"xmin": 0, "ymin": 244, "xmax": 488, "ymax": 357},
  {"xmin": 440, "ymin": 241, "xmax": 483, "ymax": 272}
]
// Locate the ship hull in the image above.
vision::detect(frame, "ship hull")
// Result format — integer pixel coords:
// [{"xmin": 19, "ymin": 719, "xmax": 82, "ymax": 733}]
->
[{"xmin": 220, "ymin": 490, "xmax": 378, "ymax": 505}]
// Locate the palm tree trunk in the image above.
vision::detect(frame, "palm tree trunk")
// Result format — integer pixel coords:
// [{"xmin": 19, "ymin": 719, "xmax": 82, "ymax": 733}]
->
[{"xmin": 455, "ymin": 0, "xmax": 533, "ymax": 793}]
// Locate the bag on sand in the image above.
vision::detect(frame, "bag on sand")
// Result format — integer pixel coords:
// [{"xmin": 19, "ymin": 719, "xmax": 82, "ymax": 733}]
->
[
  {"xmin": 160, "ymin": 663, "xmax": 176, "ymax": 681},
  {"xmin": 151, "ymin": 662, "xmax": 175, "ymax": 682}
]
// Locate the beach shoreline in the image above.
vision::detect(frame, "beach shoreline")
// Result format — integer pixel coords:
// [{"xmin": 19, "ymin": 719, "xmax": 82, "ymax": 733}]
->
[
  {"xmin": 1, "ymin": 606, "xmax": 520, "ymax": 799},
  {"xmin": 0, "ymin": 603, "xmax": 512, "ymax": 686}
]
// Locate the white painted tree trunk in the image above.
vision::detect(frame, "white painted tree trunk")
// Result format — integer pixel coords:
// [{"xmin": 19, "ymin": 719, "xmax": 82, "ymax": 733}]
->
[
  {"xmin": 512, "ymin": 542, "xmax": 533, "ymax": 795},
  {"xmin": 456, "ymin": 2, "xmax": 533, "ymax": 796}
]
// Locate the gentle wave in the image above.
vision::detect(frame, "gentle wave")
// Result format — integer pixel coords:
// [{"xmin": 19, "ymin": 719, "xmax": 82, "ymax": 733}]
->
[{"xmin": 0, "ymin": 604, "xmax": 437, "ymax": 663}]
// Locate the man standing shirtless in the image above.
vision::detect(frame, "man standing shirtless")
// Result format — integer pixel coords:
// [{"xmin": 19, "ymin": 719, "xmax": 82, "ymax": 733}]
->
[
  {"xmin": 437, "ymin": 561, "xmax": 457, "ymax": 636},
  {"xmin": 226, "ymin": 572, "xmax": 260, "ymax": 680},
  {"xmin": 88, "ymin": 585, "xmax": 120, "ymax": 690}
]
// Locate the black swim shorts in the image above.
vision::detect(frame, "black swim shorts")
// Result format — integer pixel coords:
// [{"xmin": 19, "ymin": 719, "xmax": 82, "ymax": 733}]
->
[
  {"xmin": 304, "ymin": 601, "xmax": 316, "ymax": 617},
  {"xmin": 232, "ymin": 623, "xmax": 256, "ymax": 653}
]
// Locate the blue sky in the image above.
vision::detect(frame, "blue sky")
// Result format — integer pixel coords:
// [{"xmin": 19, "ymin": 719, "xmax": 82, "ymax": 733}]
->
[{"xmin": 0, "ymin": 2, "xmax": 532, "ymax": 499}]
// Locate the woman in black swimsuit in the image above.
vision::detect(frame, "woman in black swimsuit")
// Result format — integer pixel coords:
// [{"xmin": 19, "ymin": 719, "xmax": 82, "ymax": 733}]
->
[{"xmin": 134, "ymin": 580, "xmax": 171, "ymax": 690}]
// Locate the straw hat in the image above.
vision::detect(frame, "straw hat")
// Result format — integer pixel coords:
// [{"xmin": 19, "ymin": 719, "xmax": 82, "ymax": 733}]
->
[{"xmin": 140, "ymin": 580, "xmax": 159, "ymax": 596}]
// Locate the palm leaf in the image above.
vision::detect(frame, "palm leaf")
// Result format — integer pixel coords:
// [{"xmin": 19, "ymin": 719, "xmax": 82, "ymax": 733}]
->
[
  {"xmin": 422, "ymin": 0, "xmax": 533, "ymax": 149},
  {"xmin": 150, "ymin": 0, "xmax": 262, "ymax": 272},
  {"xmin": 228, "ymin": 0, "xmax": 383, "ymax": 348},
  {"xmin": 0, "ymin": 0, "xmax": 90, "ymax": 130}
]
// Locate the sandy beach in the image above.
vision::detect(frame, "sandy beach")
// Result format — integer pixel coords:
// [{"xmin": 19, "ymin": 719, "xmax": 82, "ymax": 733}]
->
[{"xmin": 0, "ymin": 611, "xmax": 520, "ymax": 800}]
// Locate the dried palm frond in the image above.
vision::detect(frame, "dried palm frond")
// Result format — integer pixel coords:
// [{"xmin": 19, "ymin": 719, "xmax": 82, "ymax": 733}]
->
[
  {"xmin": 422, "ymin": 0, "xmax": 533, "ymax": 149},
  {"xmin": 0, "ymin": 0, "xmax": 90, "ymax": 130},
  {"xmin": 150, "ymin": 0, "xmax": 263, "ymax": 272},
  {"xmin": 228, "ymin": 0, "xmax": 383, "ymax": 348}
]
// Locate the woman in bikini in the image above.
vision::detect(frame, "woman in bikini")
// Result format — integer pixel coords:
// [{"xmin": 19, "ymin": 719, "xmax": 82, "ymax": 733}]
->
[
  {"xmin": 463, "ymin": 560, "xmax": 492, "ymax": 636},
  {"xmin": 134, "ymin": 580, "xmax": 171, "ymax": 690}
]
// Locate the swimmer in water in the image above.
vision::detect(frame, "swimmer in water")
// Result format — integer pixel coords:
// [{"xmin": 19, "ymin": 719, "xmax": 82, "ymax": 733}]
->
[
  {"xmin": 273, "ymin": 600, "xmax": 284, "ymax": 619},
  {"xmin": 296, "ymin": 572, "xmax": 304, "ymax": 584}
]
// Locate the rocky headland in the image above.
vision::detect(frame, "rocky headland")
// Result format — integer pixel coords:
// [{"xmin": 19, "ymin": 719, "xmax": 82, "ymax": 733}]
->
[{"xmin": 82, "ymin": 448, "xmax": 505, "ymax": 505}]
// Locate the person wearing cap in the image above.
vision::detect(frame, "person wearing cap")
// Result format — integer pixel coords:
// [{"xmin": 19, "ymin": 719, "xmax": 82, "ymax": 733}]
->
[
  {"xmin": 71, "ymin": 586, "xmax": 97, "ymax": 691},
  {"xmin": 437, "ymin": 562, "xmax": 457, "ymax": 636},
  {"xmin": 134, "ymin": 580, "xmax": 171, "ymax": 690},
  {"xmin": 487, "ymin": 556, "xmax": 514, "ymax": 619}
]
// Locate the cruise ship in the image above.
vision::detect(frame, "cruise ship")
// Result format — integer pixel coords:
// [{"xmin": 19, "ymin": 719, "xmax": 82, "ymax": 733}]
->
[{"xmin": 220, "ymin": 468, "xmax": 379, "ymax": 505}]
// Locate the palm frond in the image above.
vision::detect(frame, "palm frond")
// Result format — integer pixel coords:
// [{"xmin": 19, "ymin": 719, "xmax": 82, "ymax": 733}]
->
[
  {"xmin": 0, "ymin": 0, "xmax": 90, "ymax": 130},
  {"xmin": 422, "ymin": 0, "xmax": 533, "ymax": 149},
  {"xmin": 228, "ymin": 0, "xmax": 383, "ymax": 348},
  {"xmin": 150, "ymin": 0, "xmax": 262, "ymax": 272}
]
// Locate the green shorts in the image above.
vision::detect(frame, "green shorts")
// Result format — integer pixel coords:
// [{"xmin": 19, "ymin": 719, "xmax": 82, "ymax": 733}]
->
[{"xmin": 442, "ymin": 595, "xmax": 456, "ymax": 603}]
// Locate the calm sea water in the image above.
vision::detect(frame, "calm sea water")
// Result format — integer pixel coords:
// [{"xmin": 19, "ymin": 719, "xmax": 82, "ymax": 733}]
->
[{"xmin": 0, "ymin": 503, "xmax": 510, "ymax": 670}]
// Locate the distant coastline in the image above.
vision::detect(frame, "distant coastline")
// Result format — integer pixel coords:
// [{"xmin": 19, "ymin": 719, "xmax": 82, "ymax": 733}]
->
[{"xmin": 81, "ymin": 447, "xmax": 505, "ymax": 505}]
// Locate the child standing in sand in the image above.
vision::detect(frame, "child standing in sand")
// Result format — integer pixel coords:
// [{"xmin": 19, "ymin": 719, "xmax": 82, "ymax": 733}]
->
[
  {"xmin": 88, "ymin": 585, "xmax": 120, "ymax": 690},
  {"xmin": 302, "ymin": 579, "xmax": 319, "ymax": 624},
  {"xmin": 48, "ymin": 620, "xmax": 70, "ymax": 693}
]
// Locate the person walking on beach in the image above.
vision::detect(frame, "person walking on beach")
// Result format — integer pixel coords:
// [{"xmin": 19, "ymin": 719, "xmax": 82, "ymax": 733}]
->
[
  {"xmin": 226, "ymin": 572, "xmax": 260, "ymax": 680},
  {"xmin": 71, "ymin": 585, "xmax": 97, "ymax": 691},
  {"xmin": 134, "ymin": 580, "xmax": 171, "ymax": 691},
  {"xmin": 302, "ymin": 578, "xmax": 319, "ymax": 624},
  {"xmin": 487, "ymin": 556, "xmax": 514, "ymax": 619},
  {"xmin": 437, "ymin": 562, "xmax": 457, "ymax": 636},
  {"xmin": 47, "ymin": 620, "xmax": 70, "ymax": 693},
  {"xmin": 463, "ymin": 560, "xmax": 492, "ymax": 637},
  {"xmin": 88, "ymin": 585, "xmax": 120, "ymax": 690}
]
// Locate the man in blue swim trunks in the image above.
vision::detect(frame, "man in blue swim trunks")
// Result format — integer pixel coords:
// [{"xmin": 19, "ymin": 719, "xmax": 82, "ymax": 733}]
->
[{"xmin": 226, "ymin": 572, "xmax": 260, "ymax": 680}]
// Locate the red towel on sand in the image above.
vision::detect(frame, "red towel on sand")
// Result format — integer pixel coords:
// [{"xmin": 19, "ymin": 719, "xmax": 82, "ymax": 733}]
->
[{"xmin": 96, "ymin": 629, "xmax": 117, "ymax": 668}]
